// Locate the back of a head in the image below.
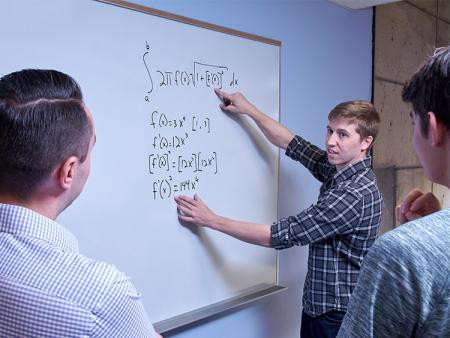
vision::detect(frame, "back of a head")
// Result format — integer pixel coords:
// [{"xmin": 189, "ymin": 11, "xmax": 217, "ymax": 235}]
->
[
  {"xmin": 328, "ymin": 100, "xmax": 381, "ymax": 147},
  {"xmin": 402, "ymin": 46, "xmax": 450, "ymax": 136},
  {"xmin": 0, "ymin": 69, "xmax": 91, "ymax": 200}
]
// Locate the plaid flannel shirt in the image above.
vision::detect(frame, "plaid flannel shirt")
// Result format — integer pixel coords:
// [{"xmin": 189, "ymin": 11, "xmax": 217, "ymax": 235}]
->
[{"xmin": 271, "ymin": 135, "xmax": 383, "ymax": 316}]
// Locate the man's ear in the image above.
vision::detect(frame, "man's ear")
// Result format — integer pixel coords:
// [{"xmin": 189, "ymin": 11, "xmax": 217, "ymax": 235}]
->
[
  {"xmin": 428, "ymin": 111, "xmax": 446, "ymax": 147},
  {"xmin": 57, "ymin": 156, "xmax": 79, "ymax": 191},
  {"xmin": 361, "ymin": 135, "xmax": 374, "ymax": 152}
]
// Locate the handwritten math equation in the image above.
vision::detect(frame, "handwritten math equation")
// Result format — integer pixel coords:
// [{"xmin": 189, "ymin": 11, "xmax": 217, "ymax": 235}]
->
[
  {"xmin": 150, "ymin": 111, "xmax": 211, "ymax": 134},
  {"xmin": 143, "ymin": 40, "xmax": 238, "ymax": 103},
  {"xmin": 143, "ymin": 41, "xmax": 234, "ymax": 200},
  {"xmin": 147, "ymin": 108, "xmax": 218, "ymax": 200},
  {"xmin": 148, "ymin": 151, "xmax": 218, "ymax": 175},
  {"xmin": 147, "ymin": 112, "xmax": 218, "ymax": 200},
  {"xmin": 151, "ymin": 175, "xmax": 200, "ymax": 201}
]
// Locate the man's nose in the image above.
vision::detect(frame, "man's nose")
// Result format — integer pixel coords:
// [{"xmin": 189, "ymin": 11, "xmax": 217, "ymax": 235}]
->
[{"xmin": 327, "ymin": 133, "xmax": 337, "ymax": 146}]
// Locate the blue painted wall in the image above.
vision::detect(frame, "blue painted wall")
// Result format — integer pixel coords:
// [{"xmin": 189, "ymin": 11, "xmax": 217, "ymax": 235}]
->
[{"xmin": 129, "ymin": 1, "xmax": 373, "ymax": 337}]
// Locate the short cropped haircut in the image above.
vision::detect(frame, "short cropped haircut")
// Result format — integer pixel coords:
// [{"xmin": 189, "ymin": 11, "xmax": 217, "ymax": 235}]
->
[
  {"xmin": 402, "ymin": 46, "xmax": 450, "ymax": 137},
  {"xmin": 328, "ymin": 100, "xmax": 380, "ymax": 149},
  {"xmin": 0, "ymin": 69, "xmax": 92, "ymax": 199}
]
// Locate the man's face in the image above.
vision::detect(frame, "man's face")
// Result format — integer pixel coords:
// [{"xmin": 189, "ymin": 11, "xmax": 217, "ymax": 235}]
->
[{"xmin": 326, "ymin": 118, "xmax": 371, "ymax": 171}]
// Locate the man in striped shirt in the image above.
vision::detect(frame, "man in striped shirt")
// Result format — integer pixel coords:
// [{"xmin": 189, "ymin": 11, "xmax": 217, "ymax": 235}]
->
[
  {"xmin": 0, "ymin": 69, "xmax": 162, "ymax": 337},
  {"xmin": 175, "ymin": 89, "xmax": 383, "ymax": 338}
]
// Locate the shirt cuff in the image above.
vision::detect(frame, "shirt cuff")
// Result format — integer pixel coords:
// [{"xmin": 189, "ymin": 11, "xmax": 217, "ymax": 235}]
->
[{"xmin": 270, "ymin": 219, "xmax": 294, "ymax": 250}]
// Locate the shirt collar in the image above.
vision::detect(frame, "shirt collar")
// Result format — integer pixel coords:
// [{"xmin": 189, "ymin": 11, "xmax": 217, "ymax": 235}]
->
[
  {"xmin": 333, "ymin": 156, "xmax": 372, "ymax": 184},
  {"xmin": 0, "ymin": 203, "xmax": 79, "ymax": 253}
]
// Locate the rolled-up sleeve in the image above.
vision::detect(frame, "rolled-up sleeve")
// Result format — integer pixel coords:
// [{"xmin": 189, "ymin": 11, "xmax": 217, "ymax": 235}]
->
[{"xmin": 286, "ymin": 135, "xmax": 334, "ymax": 183}]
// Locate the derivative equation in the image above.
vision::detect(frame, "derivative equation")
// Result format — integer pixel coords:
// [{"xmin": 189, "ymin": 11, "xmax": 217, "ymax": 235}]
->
[
  {"xmin": 152, "ymin": 175, "xmax": 200, "ymax": 200},
  {"xmin": 149, "ymin": 151, "xmax": 218, "ymax": 175}
]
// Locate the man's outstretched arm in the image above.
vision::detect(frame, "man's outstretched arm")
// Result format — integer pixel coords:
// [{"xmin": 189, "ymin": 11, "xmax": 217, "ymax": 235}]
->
[
  {"xmin": 175, "ymin": 194, "xmax": 272, "ymax": 247},
  {"xmin": 215, "ymin": 88, "xmax": 294, "ymax": 150}
]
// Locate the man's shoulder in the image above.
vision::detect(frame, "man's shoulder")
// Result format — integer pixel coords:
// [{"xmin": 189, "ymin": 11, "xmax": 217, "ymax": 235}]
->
[
  {"xmin": 339, "ymin": 164, "xmax": 377, "ymax": 187},
  {"xmin": 383, "ymin": 209, "xmax": 450, "ymax": 243},
  {"xmin": 0, "ymin": 235, "xmax": 131, "ymax": 322},
  {"xmin": 350, "ymin": 167, "xmax": 378, "ymax": 188},
  {"xmin": 26, "ymin": 246, "xmax": 126, "ymax": 310},
  {"xmin": 62, "ymin": 251, "xmax": 127, "ymax": 292},
  {"xmin": 64, "ymin": 252, "xmax": 134, "ymax": 310},
  {"xmin": 339, "ymin": 167, "xmax": 382, "ymax": 203},
  {"xmin": 372, "ymin": 209, "xmax": 450, "ymax": 267}
]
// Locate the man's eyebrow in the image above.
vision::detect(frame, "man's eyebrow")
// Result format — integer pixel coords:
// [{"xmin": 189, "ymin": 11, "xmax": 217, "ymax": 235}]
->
[{"xmin": 326, "ymin": 125, "xmax": 350, "ymax": 133}]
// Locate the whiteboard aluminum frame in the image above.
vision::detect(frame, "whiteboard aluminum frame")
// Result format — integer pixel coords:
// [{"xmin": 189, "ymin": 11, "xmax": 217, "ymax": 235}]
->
[
  {"xmin": 154, "ymin": 283, "xmax": 286, "ymax": 334},
  {"xmin": 96, "ymin": 0, "xmax": 281, "ymax": 46}
]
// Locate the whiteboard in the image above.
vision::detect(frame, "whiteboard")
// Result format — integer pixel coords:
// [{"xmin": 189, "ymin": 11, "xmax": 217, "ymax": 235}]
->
[{"xmin": 0, "ymin": 0, "xmax": 280, "ymax": 326}]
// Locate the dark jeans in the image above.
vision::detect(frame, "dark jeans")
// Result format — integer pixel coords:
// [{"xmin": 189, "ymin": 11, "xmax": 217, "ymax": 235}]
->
[{"xmin": 300, "ymin": 310, "xmax": 346, "ymax": 338}]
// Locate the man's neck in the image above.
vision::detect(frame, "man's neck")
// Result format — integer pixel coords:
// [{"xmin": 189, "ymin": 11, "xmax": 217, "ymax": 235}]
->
[{"xmin": 0, "ymin": 195, "xmax": 59, "ymax": 220}]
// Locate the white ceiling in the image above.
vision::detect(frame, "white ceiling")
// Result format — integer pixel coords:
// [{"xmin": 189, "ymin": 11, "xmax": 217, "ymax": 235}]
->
[{"xmin": 328, "ymin": 0, "xmax": 402, "ymax": 9}]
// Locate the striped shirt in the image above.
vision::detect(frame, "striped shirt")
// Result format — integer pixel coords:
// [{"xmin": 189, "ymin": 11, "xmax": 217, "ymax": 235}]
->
[
  {"xmin": 271, "ymin": 135, "xmax": 383, "ymax": 316},
  {"xmin": 0, "ymin": 203, "xmax": 157, "ymax": 338}
]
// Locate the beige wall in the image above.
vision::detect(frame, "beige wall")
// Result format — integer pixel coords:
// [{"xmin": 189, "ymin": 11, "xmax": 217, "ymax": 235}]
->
[{"xmin": 373, "ymin": 0, "xmax": 450, "ymax": 232}]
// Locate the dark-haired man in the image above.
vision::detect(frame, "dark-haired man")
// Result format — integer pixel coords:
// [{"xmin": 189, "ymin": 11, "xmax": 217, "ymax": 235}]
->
[
  {"xmin": 175, "ymin": 89, "xmax": 383, "ymax": 338},
  {"xmin": 337, "ymin": 46, "xmax": 450, "ymax": 338},
  {"xmin": 0, "ymin": 69, "xmax": 162, "ymax": 337}
]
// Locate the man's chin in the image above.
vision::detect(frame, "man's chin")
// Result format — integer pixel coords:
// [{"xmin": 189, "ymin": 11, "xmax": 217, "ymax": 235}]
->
[{"xmin": 327, "ymin": 156, "xmax": 338, "ymax": 164}]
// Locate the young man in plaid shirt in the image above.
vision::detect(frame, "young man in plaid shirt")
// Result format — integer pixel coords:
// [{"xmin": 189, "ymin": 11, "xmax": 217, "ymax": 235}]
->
[{"xmin": 175, "ymin": 89, "xmax": 383, "ymax": 338}]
